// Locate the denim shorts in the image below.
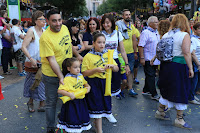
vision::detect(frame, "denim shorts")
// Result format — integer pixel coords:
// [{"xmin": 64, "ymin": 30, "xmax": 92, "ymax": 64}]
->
[
  {"xmin": 134, "ymin": 52, "xmax": 140, "ymax": 68},
  {"xmin": 127, "ymin": 53, "xmax": 135, "ymax": 73},
  {"xmin": 14, "ymin": 49, "xmax": 26, "ymax": 63}
]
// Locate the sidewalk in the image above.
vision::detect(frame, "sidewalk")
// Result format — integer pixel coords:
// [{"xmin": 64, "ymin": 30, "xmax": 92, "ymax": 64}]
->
[{"xmin": 0, "ymin": 62, "xmax": 25, "ymax": 89}]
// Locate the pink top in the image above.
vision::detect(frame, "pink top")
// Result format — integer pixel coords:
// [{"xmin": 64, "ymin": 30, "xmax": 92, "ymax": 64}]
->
[{"xmin": 0, "ymin": 17, "xmax": 5, "ymax": 26}]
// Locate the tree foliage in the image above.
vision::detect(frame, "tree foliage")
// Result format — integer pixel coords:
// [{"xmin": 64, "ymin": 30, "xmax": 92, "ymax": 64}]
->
[
  {"xmin": 33, "ymin": 0, "xmax": 88, "ymax": 17},
  {"xmin": 96, "ymin": 0, "xmax": 154, "ymax": 15}
]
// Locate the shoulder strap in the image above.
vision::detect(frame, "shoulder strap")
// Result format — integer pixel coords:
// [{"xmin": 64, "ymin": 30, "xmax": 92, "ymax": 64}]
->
[{"xmin": 117, "ymin": 31, "xmax": 119, "ymax": 45}]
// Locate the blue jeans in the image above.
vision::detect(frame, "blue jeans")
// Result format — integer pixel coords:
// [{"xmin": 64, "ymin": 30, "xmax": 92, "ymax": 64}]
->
[
  {"xmin": 189, "ymin": 72, "xmax": 200, "ymax": 101},
  {"xmin": 42, "ymin": 74, "xmax": 59, "ymax": 131}
]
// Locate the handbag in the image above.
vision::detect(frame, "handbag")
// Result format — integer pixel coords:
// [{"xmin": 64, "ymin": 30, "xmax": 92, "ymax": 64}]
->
[{"xmin": 24, "ymin": 61, "xmax": 40, "ymax": 73}]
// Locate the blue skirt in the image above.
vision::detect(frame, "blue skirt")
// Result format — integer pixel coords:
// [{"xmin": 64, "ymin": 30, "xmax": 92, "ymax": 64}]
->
[
  {"xmin": 86, "ymin": 78, "xmax": 112, "ymax": 118},
  {"xmin": 57, "ymin": 99, "xmax": 91, "ymax": 132},
  {"xmin": 111, "ymin": 58, "xmax": 121, "ymax": 96},
  {"xmin": 158, "ymin": 62, "xmax": 191, "ymax": 104}
]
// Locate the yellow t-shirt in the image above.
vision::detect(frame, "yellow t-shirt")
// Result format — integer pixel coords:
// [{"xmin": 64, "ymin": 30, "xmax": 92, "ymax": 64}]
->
[
  {"xmin": 116, "ymin": 24, "xmax": 140, "ymax": 54},
  {"xmin": 39, "ymin": 25, "xmax": 72, "ymax": 77},
  {"xmin": 81, "ymin": 52, "xmax": 117, "ymax": 79},
  {"xmin": 58, "ymin": 75, "xmax": 88, "ymax": 99}
]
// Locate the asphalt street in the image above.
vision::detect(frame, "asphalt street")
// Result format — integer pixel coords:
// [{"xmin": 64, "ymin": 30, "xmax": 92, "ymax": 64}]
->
[{"xmin": 0, "ymin": 68, "xmax": 200, "ymax": 133}]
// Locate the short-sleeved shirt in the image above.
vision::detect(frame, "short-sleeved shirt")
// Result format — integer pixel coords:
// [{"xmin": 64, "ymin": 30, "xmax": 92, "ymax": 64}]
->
[
  {"xmin": 191, "ymin": 37, "xmax": 200, "ymax": 61},
  {"xmin": 2, "ymin": 29, "xmax": 12, "ymax": 48},
  {"xmin": 116, "ymin": 24, "xmax": 140, "ymax": 54},
  {"xmin": 58, "ymin": 75, "xmax": 88, "ymax": 99},
  {"xmin": 81, "ymin": 52, "xmax": 117, "ymax": 79},
  {"xmin": 138, "ymin": 27, "xmax": 160, "ymax": 65},
  {"xmin": 39, "ymin": 25, "xmax": 72, "ymax": 77},
  {"xmin": 102, "ymin": 30, "xmax": 123, "ymax": 59},
  {"xmin": 10, "ymin": 26, "xmax": 23, "ymax": 52},
  {"xmin": 82, "ymin": 31, "xmax": 93, "ymax": 45},
  {"xmin": 82, "ymin": 32, "xmax": 93, "ymax": 56}
]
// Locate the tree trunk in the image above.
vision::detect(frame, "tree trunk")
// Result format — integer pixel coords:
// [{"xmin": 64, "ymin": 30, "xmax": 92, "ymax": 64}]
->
[{"xmin": 190, "ymin": 0, "xmax": 195, "ymax": 18}]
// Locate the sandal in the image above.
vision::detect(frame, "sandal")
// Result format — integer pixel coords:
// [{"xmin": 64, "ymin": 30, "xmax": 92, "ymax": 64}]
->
[
  {"xmin": 155, "ymin": 106, "xmax": 170, "ymax": 120},
  {"xmin": 27, "ymin": 102, "xmax": 35, "ymax": 113},
  {"xmin": 174, "ymin": 114, "xmax": 192, "ymax": 129},
  {"xmin": 37, "ymin": 106, "xmax": 45, "ymax": 112}
]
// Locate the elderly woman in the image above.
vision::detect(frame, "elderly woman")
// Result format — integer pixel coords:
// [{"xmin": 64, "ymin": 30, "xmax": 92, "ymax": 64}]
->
[
  {"xmin": 21, "ymin": 11, "xmax": 46, "ymax": 112},
  {"xmin": 155, "ymin": 14, "xmax": 193, "ymax": 129}
]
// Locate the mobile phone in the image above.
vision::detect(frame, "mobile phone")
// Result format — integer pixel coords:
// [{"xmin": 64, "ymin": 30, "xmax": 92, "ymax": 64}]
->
[
  {"xmin": 3, "ymin": 25, "xmax": 6, "ymax": 30},
  {"xmin": 37, "ymin": 63, "xmax": 42, "ymax": 68}
]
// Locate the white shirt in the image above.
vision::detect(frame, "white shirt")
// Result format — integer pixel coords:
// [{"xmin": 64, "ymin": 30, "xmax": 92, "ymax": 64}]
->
[
  {"xmin": 138, "ymin": 27, "xmax": 160, "ymax": 65},
  {"xmin": 10, "ymin": 26, "xmax": 23, "ymax": 52},
  {"xmin": 25, "ymin": 26, "xmax": 44, "ymax": 62},
  {"xmin": 191, "ymin": 37, "xmax": 200, "ymax": 61},
  {"xmin": 102, "ymin": 30, "xmax": 124, "ymax": 59}
]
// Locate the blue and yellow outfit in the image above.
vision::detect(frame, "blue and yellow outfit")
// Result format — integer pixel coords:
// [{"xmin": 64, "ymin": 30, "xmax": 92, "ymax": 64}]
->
[
  {"xmin": 57, "ymin": 73, "xmax": 91, "ymax": 132},
  {"xmin": 82, "ymin": 49, "xmax": 117, "ymax": 118}
]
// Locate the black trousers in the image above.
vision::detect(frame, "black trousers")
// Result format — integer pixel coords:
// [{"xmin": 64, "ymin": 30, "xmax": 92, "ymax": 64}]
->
[
  {"xmin": 1, "ymin": 47, "xmax": 12, "ymax": 73},
  {"xmin": 143, "ymin": 61, "xmax": 158, "ymax": 97}
]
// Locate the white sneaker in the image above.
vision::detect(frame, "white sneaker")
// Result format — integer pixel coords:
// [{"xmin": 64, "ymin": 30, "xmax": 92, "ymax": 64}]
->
[
  {"xmin": 189, "ymin": 100, "xmax": 200, "ymax": 105},
  {"xmin": 106, "ymin": 114, "xmax": 117, "ymax": 123},
  {"xmin": 194, "ymin": 96, "xmax": 199, "ymax": 101},
  {"xmin": 0, "ymin": 75, "xmax": 4, "ymax": 79}
]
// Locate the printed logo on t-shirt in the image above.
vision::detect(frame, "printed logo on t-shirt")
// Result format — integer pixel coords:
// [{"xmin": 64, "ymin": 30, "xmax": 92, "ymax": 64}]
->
[
  {"xmin": 93, "ymin": 57, "xmax": 108, "ymax": 67},
  {"xmin": 59, "ymin": 35, "xmax": 70, "ymax": 46},
  {"xmin": 105, "ymin": 42, "xmax": 117, "ymax": 50},
  {"xmin": 73, "ymin": 81, "xmax": 83, "ymax": 89}
]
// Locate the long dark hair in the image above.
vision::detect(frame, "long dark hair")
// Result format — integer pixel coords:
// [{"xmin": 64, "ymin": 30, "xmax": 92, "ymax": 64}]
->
[
  {"xmin": 62, "ymin": 57, "xmax": 79, "ymax": 76},
  {"xmin": 65, "ymin": 19, "xmax": 80, "ymax": 39}
]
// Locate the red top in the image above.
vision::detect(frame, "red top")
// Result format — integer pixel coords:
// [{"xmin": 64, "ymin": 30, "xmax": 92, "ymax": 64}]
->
[{"xmin": 0, "ymin": 17, "xmax": 4, "ymax": 26}]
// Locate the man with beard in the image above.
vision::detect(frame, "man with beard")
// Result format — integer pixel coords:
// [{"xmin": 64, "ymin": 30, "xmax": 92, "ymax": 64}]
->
[
  {"xmin": 39, "ymin": 9, "xmax": 82, "ymax": 133},
  {"xmin": 116, "ymin": 9, "xmax": 140, "ymax": 97}
]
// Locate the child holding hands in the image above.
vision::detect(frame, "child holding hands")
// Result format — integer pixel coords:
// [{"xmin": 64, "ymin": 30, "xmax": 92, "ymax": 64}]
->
[{"xmin": 57, "ymin": 57, "xmax": 91, "ymax": 133}]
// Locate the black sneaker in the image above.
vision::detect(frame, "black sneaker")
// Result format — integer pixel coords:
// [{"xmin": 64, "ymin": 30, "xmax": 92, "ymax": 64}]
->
[{"xmin": 47, "ymin": 129, "xmax": 54, "ymax": 133}]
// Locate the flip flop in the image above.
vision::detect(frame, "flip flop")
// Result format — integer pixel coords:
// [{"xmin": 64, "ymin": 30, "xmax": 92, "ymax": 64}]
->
[{"xmin": 27, "ymin": 102, "xmax": 35, "ymax": 113}]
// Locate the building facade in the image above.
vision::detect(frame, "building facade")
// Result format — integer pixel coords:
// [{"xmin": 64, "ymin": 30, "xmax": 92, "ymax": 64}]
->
[{"xmin": 86, "ymin": 0, "xmax": 105, "ymax": 17}]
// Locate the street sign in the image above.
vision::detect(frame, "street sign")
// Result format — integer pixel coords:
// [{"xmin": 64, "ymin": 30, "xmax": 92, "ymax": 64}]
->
[{"xmin": 6, "ymin": 0, "xmax": 21, "ymax": 21}]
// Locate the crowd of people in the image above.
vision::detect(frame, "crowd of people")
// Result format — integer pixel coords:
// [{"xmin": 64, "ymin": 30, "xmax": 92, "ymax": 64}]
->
[{"xmin": 1, "ymin": 8, "xmax": 200, "ymax": 133}]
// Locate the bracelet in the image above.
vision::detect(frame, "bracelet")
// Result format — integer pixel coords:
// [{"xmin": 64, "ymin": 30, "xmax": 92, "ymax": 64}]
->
[
  {"xmin": 140, "ymin": 57, "xmax": 145, "ymax": 59},
  {"xmin": 28, "ymin": 57, "xmax": 32, "ymax": 60},
  {"xmin": 125, "ymin": 64, "xmax": 129, "ymax": 66}
]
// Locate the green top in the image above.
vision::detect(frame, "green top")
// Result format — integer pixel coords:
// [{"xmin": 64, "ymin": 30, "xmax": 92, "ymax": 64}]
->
[{"xmin": 172, "ymin": 56, "xmax": 186, "ymax": 64}]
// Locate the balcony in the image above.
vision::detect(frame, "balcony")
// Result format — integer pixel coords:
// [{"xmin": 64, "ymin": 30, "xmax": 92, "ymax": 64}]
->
[{"xmin": 92, "ymin": 0, "xmax": 101, "ymax": 3}]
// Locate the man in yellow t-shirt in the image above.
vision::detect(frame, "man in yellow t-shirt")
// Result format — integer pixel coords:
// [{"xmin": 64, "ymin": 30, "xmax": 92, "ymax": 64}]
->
[
  {"xmin": 116, "ymin": 9, "xmax": 140, "ymax": 97},
  {"xmin": 39, "ymin": 9, "xmax": 81, "ymax": 133}
]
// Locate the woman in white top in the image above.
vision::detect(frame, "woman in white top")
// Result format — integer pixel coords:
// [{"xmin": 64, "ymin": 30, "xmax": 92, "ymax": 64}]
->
[
  {"xmin": 101, "ymin": 13, "xmax": 130, "ymax": 123},
  {"xmin": 155, "ymin": 14, "xmax": 194, "ymax": 129},
  {"xmin": 101, "ymin": 14, "xmax": 130, "ymax": 96},
  {"xmin": 21, "ymin": 11, "xmax": 46, "ymax": 113}
]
